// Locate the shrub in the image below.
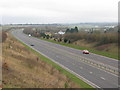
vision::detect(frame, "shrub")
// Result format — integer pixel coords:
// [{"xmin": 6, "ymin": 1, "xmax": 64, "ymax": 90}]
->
[
  {"xmin": 1, "ymin": 32, "xmax": 7, "ymax": 43},
  {"xmin": 64, "ymin": 32, "xmax": 118, "ymax": 45}
]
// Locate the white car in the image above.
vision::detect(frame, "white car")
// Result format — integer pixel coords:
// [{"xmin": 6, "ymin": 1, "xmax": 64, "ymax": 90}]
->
[{"xmin": 29, "ymin": 34, "xmax": 31, "ymax": 37}]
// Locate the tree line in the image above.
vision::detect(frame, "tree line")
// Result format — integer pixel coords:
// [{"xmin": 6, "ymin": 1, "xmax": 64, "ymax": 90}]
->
[{"xmin": 65, "ymin": 26, "xmax": 78, "ymax": 33}]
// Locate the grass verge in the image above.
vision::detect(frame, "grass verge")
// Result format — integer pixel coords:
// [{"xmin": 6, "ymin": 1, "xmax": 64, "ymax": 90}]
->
[
  {"xmin": 15, "ymin": 38, "xmax": 94, "ymax": 89},
  {"xmin": 39, "ymin": 38, "xmax": 118, "ymax": 60}
]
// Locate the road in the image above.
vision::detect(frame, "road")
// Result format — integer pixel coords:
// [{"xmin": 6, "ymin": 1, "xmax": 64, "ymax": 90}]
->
[{"xmin": 12, "ymin": 30, "xmax": 119, "ymax": 89}]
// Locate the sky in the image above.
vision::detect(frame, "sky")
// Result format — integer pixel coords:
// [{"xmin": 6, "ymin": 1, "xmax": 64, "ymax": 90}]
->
[{"xmin": 0, "ymin": 0, "xmax": 119, "ymax": 24}]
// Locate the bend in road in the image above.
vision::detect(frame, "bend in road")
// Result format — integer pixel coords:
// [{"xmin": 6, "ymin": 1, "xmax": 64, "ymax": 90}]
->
[{"xmin": 11, "ymin": 30, "xmax": 118, "ymax": 89}]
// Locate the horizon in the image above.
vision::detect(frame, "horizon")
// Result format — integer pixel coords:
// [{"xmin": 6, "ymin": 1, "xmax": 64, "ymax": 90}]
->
[{"xmin": 0, "ymin": 22, "xmax": 118, "ymax": 25}]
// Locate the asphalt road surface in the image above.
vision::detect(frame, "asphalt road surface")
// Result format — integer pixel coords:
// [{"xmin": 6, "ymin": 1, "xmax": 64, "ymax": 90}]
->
[{"xmin": 12, "ymin": 30, "xmax": 119, "ymax": 89}]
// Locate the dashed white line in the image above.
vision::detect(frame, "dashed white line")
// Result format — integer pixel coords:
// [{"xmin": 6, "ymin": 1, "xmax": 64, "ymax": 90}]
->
[
  {"xmin": 89, "ymin": 72, "xmax": 93, "ymax": 74},
  {"xmin": 100, "ymin": 77, "xmax": 105, "ymax": 80}
]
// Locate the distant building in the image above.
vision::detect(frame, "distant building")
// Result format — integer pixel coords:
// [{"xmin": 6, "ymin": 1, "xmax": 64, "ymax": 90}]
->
[
  {"xmin": 45, "ymin": 32, "xmax": 52, "ymax": 36},
  {"xmin": 105, "ymin": 26, "xmax": 115, "ymax": 28},
  {"xmin": 58, "ymin": 30, "xmax": 65, "ymax": 35}
]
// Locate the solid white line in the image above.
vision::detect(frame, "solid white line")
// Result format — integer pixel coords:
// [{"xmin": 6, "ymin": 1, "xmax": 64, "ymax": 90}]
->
[{"xmin": 90, "ymin": 72, "xmax": 93, "ymax": 74}]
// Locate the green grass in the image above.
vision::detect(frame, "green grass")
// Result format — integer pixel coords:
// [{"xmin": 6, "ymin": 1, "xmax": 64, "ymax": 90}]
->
[
  {"xmin": 16, "ymin": 38, "xmax": 94, "ymax": 89},
  {"xmin": 38, "ymin": 38, "xmax": 118, "ymax": 60},
  {"xmin": 64, "ymin": 82, "xmax": 69, "ymax": 88}
]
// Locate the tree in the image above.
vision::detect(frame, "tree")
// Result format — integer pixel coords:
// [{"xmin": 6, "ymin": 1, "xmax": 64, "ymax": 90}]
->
[
  {"xmin": 71, "ymin": 28, "xmax": 74, "ymax": 33},
  {"xmin": 74, "ymin": 26, "xmax": 78, "ymax": 32},
  {"xmin": 64, "ymin": 38, "xmax": 68, "ymax": 43},
  {"xmin": 46, "ymin": 35, "xmax": 50, "ymax": 39},
  {"xmin": 65, "ymin": 26, "xmax": 79, "ymax": 33},
  {"xmin": 65, "ymin": 29, "xmax": 70, "ymax": 33}
]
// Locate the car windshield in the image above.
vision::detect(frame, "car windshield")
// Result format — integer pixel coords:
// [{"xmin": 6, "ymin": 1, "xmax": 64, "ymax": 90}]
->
[{"xmin": 84, "ymin": 50, "xmax": 88, "ymax": 51}]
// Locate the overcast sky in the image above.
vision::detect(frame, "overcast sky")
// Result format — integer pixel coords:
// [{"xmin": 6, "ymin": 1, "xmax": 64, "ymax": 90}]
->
[{"xmin": 0, "ymin": 0, "xmax": 119, "ymax": 24}]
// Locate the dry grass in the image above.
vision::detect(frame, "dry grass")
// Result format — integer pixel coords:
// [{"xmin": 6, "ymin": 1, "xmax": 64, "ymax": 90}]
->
[
  {"xmin": 73, "ymin": 39, "xmax": 118, "ymax": 56},
  {"xmin": 2, "ymin": 32, "xmax": 80, "ymax": 88},
  {"xmin": 64, "ymin": 32, "xmax": 118, "ymax": 45},
  {"xmin": 73, "ymin": 39, "xmax": 97, "ymax": 48}
]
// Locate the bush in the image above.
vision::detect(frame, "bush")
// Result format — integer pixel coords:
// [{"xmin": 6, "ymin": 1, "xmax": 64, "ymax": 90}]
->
[
  {"xmin": 64, "ymin": 32, "xmax": 118, "ymax": 45},
  {"xmin": 1, "ymin": 32, "xmax": 7, "ymax": 43},
  {"xmin": 64, "ymin": 39, "xmax": 68, "ymax": 43}
]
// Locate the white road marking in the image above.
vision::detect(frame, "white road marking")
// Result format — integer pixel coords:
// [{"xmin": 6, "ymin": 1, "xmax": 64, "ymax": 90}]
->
[
  {"xmin": 101, "ymin": 77, "xmax": 105, "ymax": 80},
  {"xmin": 90, "ymin": 72, "xmax": 93, "ymax": 74}
]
